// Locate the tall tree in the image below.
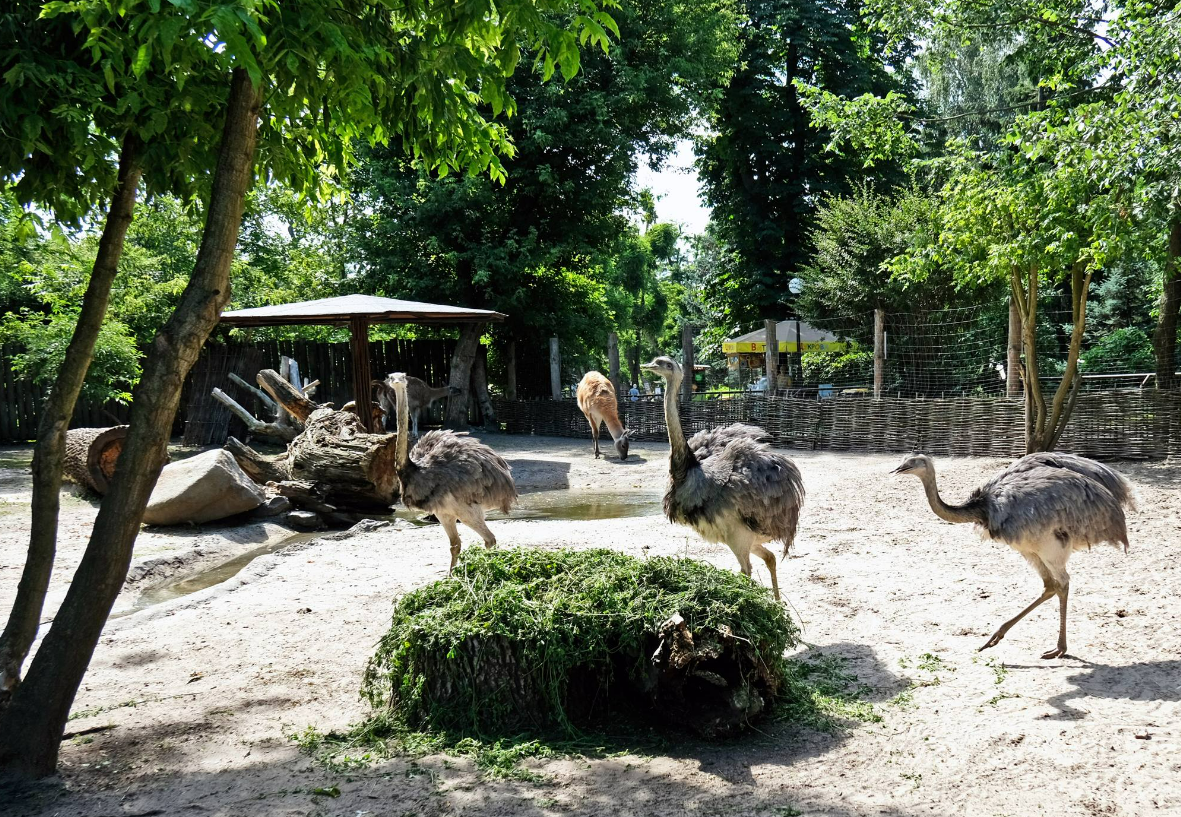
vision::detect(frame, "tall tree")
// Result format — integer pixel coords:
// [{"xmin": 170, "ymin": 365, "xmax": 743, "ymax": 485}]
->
[
  {"xmin": 696, "ymin": 0, "xmax": 909, "ymax": 324},
  {"xmin": 350, "ymin": 0, "xmax": 739, "ymax": 383},
  {"xmin": 0, "ymin": 0, "xmax": 614, "ymax": 779}
]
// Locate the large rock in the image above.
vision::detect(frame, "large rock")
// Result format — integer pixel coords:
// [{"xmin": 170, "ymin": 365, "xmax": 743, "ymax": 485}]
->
[{"xmin": 143, "ymin": 449, "xmax": 266, "ymax": 526}]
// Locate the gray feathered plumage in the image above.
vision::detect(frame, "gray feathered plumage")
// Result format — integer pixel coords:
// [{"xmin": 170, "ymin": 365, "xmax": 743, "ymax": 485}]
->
[
  {"xmin": 398, "ymin": 429, "xmax": 518, "ymax": 515},
  {"xmin": 642, "ymin": 356, "xmax": 804, "ymax": 599},
  {"xmin": 388, "ymin": 372, "xmax": 517, "ymax": 571},
  {"xmin": 670, "ymin": 424, "xmax": 805, "ymax": 551},
  {"xmin": 894, "ymin": 452, "xmax": 1133, "ymax": 658}
]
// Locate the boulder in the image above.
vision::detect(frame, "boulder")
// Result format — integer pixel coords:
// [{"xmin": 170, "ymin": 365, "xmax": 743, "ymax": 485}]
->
[{"xmin": 143, "ymin": 449, "xmax": 266, "ymax": 526}]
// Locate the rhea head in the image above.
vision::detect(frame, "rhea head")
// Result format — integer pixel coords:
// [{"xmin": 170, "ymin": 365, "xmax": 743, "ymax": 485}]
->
[
  {"xmin": 640, "ymin": 356, "xmax": 682, "ymax": 384},
  {"xmin": 891, "ymin": 453, "xmax": 934, "ymax": 478}
]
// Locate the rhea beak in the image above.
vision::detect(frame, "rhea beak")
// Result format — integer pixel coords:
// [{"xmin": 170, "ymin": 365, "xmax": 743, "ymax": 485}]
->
[
  {"xmin": 640, "ymin": 363, "xmax": 656, "ymax": 372},
  {"xmin": 890, "ymin": 464, "xmax": 907, "ymax": 475}
]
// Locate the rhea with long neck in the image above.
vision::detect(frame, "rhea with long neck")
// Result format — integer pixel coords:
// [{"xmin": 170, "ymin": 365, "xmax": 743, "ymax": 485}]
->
[
  {"xmin": 390, "ymin": 376, "xmax": 416, "ymax": 482},
  {"xmin": 896, "ymin": 457, "xmax": 987, "ymax": 526},
  {"xmin": 645, "ymin": 359, "xmax": 697, "ymax": 479}
]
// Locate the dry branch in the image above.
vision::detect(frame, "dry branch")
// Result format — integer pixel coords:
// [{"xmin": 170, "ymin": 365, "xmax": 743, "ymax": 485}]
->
[{"xmin": 212, "ymin": 388, "xmax": 296, "ymax": 442}]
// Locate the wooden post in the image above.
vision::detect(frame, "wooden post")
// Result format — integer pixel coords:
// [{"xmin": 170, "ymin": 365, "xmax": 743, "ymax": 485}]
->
[
  {"xmin": 607, "ymin": 331, "xmax": 621, "ymax": 394},
  {"xmin": 873, "ymin": 308, "xmax": 885, "ymax": 399},
  {"xmin": 505, "ymin": 339, "xmax": 517, "ymax": 401},
  {"xmin": 764, "ymin": 319, "xmax": 777, "ymax": 395},
  {"xmin": 549, "ymin": 337, "xmax": 562, "ymax": 400},
  {"xmin": 795, "ymin": 319, "xmax": 803, "ymax": 386},
  {"xmin": 1007, "ymin": 298, "xmax": 1023, "ymax": 397},
  {"xmin": 349, "ymin": 315, "xmax": 373, "ymax": 432},
  {"xmin": 682, "ymin": 324, "xmax": 695, "ymax": 401}
]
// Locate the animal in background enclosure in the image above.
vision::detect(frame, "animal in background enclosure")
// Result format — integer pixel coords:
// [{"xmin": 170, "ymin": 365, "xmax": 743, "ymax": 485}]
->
[
  {"xmin": 640, "ymin": 356, "xmax": 805, "ymax": 600},
  {"xmin": 387, "ymin": 373, "xmax": 517, "ymax": 572},
  {"xmin": 374, "ymin": 375, "xmax": 460, "ymax": 437},
  {"xmin": 576, "ymin": 371, "xmax": 633, "ymax": 460},
  {"xmin": 892, "ymin": 452, "xmax": 1133, "ymax": 659}
]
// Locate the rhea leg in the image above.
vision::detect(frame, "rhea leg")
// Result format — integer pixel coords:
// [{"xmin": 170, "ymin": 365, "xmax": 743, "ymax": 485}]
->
[
  {"xmin": 458, "ymin": 503, "xmax": 497, "ymax": 551},
  {"xmin": 1042, "ymin": 580, "xmax": 1070, "ymax": 659},
  {"xmin": 978, "ymin": 586, "xmax": 1055, "ymax": 652},
  {"xmin": 440, "ymin": 516, "xmax": 462, "ymax": 572},
  {"xmin": 751, "ymin": 542, "xmax": 780, "ymax": 600}
]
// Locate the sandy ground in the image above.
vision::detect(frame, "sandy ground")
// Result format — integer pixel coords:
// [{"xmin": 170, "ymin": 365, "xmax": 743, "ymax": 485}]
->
[{"xmin": 1, "ymin": 435, "xmax": 1179, "ymax": 817}]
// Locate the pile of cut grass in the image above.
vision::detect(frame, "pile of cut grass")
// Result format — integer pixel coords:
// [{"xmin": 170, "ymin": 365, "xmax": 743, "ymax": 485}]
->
[{"xmin": 360, "ymin": 547, "xmax": 798, "ymax": 737}]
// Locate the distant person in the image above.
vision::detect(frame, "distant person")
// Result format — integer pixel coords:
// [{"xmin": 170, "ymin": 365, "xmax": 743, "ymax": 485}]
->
[{"xmin": 629, "ymin": 384, "xmax": 640, "ymax": 402}]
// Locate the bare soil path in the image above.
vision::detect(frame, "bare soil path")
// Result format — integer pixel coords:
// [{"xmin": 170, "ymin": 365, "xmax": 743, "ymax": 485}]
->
[{"xmin": 1, "ymin": 436, "xmax": 1178, "ymax": 817}]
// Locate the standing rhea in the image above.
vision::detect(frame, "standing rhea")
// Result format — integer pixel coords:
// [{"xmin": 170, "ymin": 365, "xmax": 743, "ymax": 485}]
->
[
  {"xmin": 388, "ymin": 372, "xmax": 518, "ymax": 571},
  {"xmin": 892, "ymin": 452, "xmax": 1133, "ymax": 658},
  {"xmin": 576, "ymin": 371, "xmax": 633, "ymax": 460},
  {"xmin": 640, "ymin": 356, "xmax": 805, "ymax": 599},
  {"xmin": 374, "ymin": 374, "xmax": 460, "ymax": 437}
]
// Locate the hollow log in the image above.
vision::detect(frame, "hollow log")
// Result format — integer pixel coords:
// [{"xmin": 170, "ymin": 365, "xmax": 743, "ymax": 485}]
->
[{"xmin": 61, "ymin": 426, "xmax": 130, "ymax": 495}]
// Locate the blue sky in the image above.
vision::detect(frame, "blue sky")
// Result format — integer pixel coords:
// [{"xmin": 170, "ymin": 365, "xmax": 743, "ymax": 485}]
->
[{"xmin": 634, "ymin": 139, "xmax": 711, "ymax": 234}]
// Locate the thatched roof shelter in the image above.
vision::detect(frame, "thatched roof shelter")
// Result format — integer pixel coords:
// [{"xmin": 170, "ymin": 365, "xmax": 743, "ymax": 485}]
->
[{"xmin": 220, "ymin": 295, "xmax": 505, "ymax": 431}]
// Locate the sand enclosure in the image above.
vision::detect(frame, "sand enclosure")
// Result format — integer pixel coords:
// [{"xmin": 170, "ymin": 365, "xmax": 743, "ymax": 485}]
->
[{"xmin": 1, "ymin": 436, "xmax": 1179, "ymax": 816}]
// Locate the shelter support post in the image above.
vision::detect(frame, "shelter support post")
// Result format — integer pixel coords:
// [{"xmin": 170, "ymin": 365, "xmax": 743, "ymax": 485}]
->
[{"xmin": 350, "ymin": 315, "xmax": 373, "ymax": 432}]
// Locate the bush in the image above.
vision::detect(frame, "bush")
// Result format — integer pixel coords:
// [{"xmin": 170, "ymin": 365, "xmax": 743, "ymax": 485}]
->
[
  {"xmin": 1079, "ymin": 327, "xmax": 1154, "ymax": 373},
  {"xmin": 361, "ymin": 547, "xmax": 798, "ymax": 739},
  {"xmin": 801, "ymin": 349, "xmax": 873, "ymax": 385}
]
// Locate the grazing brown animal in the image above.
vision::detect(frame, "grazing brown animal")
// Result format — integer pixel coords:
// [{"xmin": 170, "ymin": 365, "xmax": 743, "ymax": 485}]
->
[
  {"xmin": 373, "ymin": 375, "xmax": 460, "ymax": 437},
  {"xmin": 576, "ymin": 371, "xmax": 632, "ymax": 460}
]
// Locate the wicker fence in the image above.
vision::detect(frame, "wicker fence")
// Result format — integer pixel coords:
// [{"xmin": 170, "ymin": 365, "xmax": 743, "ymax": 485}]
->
[{"xmin": 494, "ymin": 389, "xmax": 1181, "ymax": 461}]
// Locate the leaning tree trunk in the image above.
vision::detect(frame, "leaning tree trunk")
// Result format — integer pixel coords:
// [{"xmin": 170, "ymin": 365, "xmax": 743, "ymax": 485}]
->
[
  {"xmin": 1153, "ymin": 209, "xmax": 1181, "ymax": 391},
  {"xmin": 61, "ymin": 426, "xmax": 130, "ymax": 495},
  {"xmin": 470, "ymin": 345, "xmax": 499, "ymax": 431},
  {"xmin": 0, "ymin": 134, "xmax": 142, "ymax": 712},
  {"xmin": 444, "ymin": 323, "xmax": 484, "ymax": 430},
  {"xmin": 225, "ymin": 368, "xmax": 399, "ymax": 513},
  {"xmin": 0, "ymin": 69, "xmax": 262, "ymax": 779}
]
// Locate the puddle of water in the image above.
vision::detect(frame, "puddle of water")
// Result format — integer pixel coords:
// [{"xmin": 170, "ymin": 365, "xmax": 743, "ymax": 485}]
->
[
  {"xmin": 125, "ymin": 490, "xmax": 662, "ymax": 614},
  {"xmin": 130, "ymin": 532, "xmax": 322, "ymax": 611}
]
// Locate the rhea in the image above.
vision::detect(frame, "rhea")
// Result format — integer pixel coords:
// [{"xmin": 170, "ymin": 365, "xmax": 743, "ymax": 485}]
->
[
  {"xmin": 640, "ymin": 356, "xmax": 805, "ymax": 599},
  {"xmin": 576, "ymin": 371, "xmax": 633, "ymax": 460},
  {"xmin": 374, "ymin": 374, "xmax": 460, "ymax": 437},
  {"xmin": 893, "ymin": 452, "xmax": 1132, "ymax": 659},
  {"xmin": 388, "ymin": 372, "xmax": 518, "ymax": 571}
]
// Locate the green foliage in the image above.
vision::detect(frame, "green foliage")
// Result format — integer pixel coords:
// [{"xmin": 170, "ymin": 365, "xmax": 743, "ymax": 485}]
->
[
  {"xmin": 696, "ymin": 0, "xmax": 913, "ymax": 322},
  {"xmin": 2, "ymin": 312, "xmax": 140, "ymax": 404},
  {"xmin": 797, "ymin": 184, "xmax": 972, "ymax": 321},
  {"xmin": 1079, "ymin": 327, "xmax": 1154, "ymax": 373},
  {"xmin": 801, "ymin": 350, "xmax": 873, "ymax": 385},
  {"xmin": 361, "ymin": 547, "xmax": 796, "ymax": 736}
]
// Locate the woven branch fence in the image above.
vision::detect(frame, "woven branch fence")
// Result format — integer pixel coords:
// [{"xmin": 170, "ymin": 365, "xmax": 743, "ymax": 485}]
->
[{"xmin": 494, "ymin": 389, "xmax": 1181, "ymax": 461}]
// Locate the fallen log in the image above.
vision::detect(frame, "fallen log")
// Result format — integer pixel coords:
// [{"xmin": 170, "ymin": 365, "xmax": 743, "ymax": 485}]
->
[
  {"xmin": 212, "ymin": 387, "xmax": 297, "ymax": 442},
  {"xmin": 226, "ymin": 369, "xmax": 399, "ymax": 512},
  {"xmin": 62, "ymin": 426, "xmax": 130, "ymax": 494}
]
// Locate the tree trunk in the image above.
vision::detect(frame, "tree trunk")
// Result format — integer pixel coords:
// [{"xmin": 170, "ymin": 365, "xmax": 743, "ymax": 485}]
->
[
  {"xmin": 1006, "ymin": 298, "xmax": 1022, "ymax": 398},
  {"xmin": 60, "ymin": 426, "xmax": 130, "ymax": 495},
  {"xmin": 1153, "ymin": 209, "xmax": 1181, "ymax": 390},
  {"xmin": 504, "ymin": 339, "xmax": 517, "ymax": 401},
  {"xmin": 0, "ymin": 134, "xmax": 141, "ymax": 712},
  {"xmin": 445, "ymin": 324, "xmax": 483, "ymax": 429},
  {"xmin": 607, "ymin": 332, "xmax": 620, "ymax": 395},
  {"xmin": 470, "ymin": 345, "xmax": 498, "ymax": 431},
  {"xmin": 0, "ymin": 69, "xmax": 262, "ymax": 779}
]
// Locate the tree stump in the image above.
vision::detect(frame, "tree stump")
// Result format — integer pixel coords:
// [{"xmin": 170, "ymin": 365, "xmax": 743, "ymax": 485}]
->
[
  {"xmin": 225, "ymin": 369, "xmax": 399, "ymax": 513},
  {"xmin": 62, "ymin": 426, "xmax": 130, "ymax": 495}
]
